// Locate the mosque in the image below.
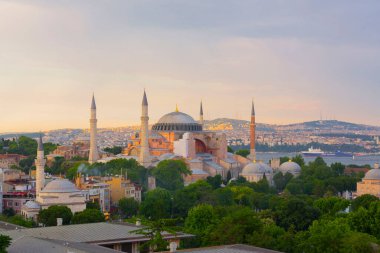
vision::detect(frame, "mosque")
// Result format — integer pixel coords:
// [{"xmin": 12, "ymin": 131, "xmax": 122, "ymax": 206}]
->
[
  {"xmin": 21, "ymin": 135, "xmax": 87, "ymax": 220},
  {"xmin": 116, "ymin": 91, "xmax": 283, "ymax": 184},
  {"xmin": 356, "ymin": 163, "xmax": 380, "ymax": 198}
]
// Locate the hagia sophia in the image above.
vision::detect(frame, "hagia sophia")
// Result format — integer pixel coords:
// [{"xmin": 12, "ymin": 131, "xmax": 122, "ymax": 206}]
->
[{"xmin": 95, "ymin": 90, "xmax": 302, "ymax": 184}]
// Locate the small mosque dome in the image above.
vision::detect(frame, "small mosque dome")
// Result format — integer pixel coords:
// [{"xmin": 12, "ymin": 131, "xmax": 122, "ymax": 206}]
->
[
  {"xmin": 364, "ymin": 169, "xmax": 380, "ymax": 180},
  {"xmin": 242, "ymin": 162, "xmax": 272, "ymax": 175},
  {"xmin": 41, "ymin": 179, "xmax": 80, "ymax": 193},
  {"xmin": 279, "ymin": 161, "xmax": 301, "ymax": 175},
  {"xmin": 152, "ymin": 111, "xmax": 202, "ymax": 132},
  {"xmin": 24, "ymin": 200, "xmax": 40, "ymax": 209}
]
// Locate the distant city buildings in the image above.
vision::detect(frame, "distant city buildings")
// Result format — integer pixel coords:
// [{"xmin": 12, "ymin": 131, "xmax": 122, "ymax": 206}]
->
[{"xmin": 0, "ymin": 154, "xmax": 27, "ymax": 169}]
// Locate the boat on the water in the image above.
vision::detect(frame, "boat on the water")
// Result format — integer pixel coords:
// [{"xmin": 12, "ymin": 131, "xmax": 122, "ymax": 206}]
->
[
  {"xmin": 301, "ymin": 147, "xmax": 353, "ymax": 158},
  {"xmin": 301, "ymin": 147, "xmax": 324, "ymax": 157}
]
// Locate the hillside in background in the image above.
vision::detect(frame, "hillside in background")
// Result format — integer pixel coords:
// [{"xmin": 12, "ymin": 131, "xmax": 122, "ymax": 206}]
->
[
  {"xmin": 1, "ymin": 119, "xmax": 380, "ymax": 138},
  {"xmin": 204, "ymin": 119, "xmax": 380, "ymax": 133}
]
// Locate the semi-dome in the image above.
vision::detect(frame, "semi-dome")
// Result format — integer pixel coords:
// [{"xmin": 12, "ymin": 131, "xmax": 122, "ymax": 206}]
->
[
  {"xmin": 279, "ymin": 161, "xmax": 301, "ymax": 175},
  {"xmin": 242, "ymin": 162, "xmax": 273, "ymax": 175},
  {"xmin": 24, "ymin": 200, "xmax": 40, "ymax": 209},
  {"xmin": 364, "ymin": 169, "xmax": 380, "ymax": 180},
  {"xmin": 41, "ymin": 179, "xmax": 80, "ymax": 193},
  {"xmin": 152, "ymin": 111, "xmax": 202, "ymax": 132}
]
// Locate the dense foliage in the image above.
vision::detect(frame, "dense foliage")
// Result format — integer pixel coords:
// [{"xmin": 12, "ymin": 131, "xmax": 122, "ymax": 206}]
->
[
  {"xmin": 71, "ymin": 209, "xmax": 105, "ymax": 224},
  {"xmin": 0, "ymin": 136, "xmax": 57, "ymax": 173},
  {"xmin": 0, "ymin": 234, "xmax": 11, "ymax": 253},
  {"xmin": 151, "ymin": 160, "xmax": 191, "ymax": 191},
  {"xmin": 0, "ymin": 136, "xmax": 57, "ymax": 156},
  {"xmin": 127, "ymin": 156, "xmax": 379, "ymax": 253},
  {"xmin": 104, "ymin": 146, "xmax": 123, "ymax": 155},
  {"xmin": 119, "ymin": 197, "xmax": 140, "ymax": 218},
  {"xmin": 38, "ymin": 205, "xmax": 73, "ymax": 226}
]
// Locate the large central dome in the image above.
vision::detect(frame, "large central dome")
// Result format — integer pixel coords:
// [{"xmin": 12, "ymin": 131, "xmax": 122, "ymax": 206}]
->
[{"xmin": 152, "ymin": 111, "xmax": 202, "ymax": 132}]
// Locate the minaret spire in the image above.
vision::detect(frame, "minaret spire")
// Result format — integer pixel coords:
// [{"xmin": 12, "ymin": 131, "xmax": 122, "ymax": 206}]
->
[
  {"xmin": 139, "ymin": 90, "xmax": 151, "ymax": 167},
  {"xmin": 251, "ymin": 99, "xmax": 255, "ymax": 116},
  {"xmin": 89, "ymin": 94, "xmax": 99, "ymax": 164},
  {"xmin": 142, "ymin": 90, "xmax": 148, "ymax": 106},
  {"xmin": 248, "ymin": 99, "xmax": 256, "ymax": 162},
  {"xmin": 91, "ymin": 93, "xmax": 96, "ymax": 109},
  {"xmin": 38, "ymin": 133, "xmax": 43, "ymax": 151},
  {"xmin": 199, "ymin": 101, "xmax": 204, "ymax": 126},
  {"xmin": 35, "ymin": 133, "xmax": 46, "ymax": 197}
]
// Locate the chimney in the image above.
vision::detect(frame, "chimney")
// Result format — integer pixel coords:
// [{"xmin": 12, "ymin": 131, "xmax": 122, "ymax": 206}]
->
[
  {"xmin": 169, "ymin": 242, "xmax": 177, "ymax": 253},
  {"xmin": 375, "ymin": 163, "xmax": 379, "ymax": 169},
  {"xmin": 57, "ymin": 218, "xmax": 63, "ymax": 226}
]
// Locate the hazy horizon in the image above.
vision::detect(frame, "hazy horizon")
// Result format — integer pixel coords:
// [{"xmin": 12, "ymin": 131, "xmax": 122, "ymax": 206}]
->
[
  {"xmin": 1, "ymin": 1, "xmax": 379, "ymax": 132},
  {"xmin": 0, "ymin": 118, "xmax": 378, "ymax": 135}
]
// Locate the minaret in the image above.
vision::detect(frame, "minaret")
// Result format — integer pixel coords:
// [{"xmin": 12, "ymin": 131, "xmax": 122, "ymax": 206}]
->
[
  {"xmin": 248, "ymin": 100, "xmax": 256, "ymax": 161},
  {"xmin": 88, "ymin": 94, "xmax": 99, "ymax": 164},
  {"xmin": 139, "ymin": 90, "xmax": 151, "ymax": 167},
  {"xmin": 199, "ymin": 101, "xmax": 204, "ymax": 126},
  {"xmin": 35, "ymin": 134, "xmax": 46, "ymax": 196}
]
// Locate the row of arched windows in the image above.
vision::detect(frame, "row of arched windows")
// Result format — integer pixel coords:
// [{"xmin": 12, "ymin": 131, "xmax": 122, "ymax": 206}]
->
[{"xmin": 152, "ymin": 123, "xmax": 202, "ymax": 132}]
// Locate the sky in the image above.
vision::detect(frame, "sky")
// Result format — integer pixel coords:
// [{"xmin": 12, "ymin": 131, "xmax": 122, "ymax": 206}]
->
[{"xmin": 0, "ymin": 0, "xmax": 379, "ymax": 132}]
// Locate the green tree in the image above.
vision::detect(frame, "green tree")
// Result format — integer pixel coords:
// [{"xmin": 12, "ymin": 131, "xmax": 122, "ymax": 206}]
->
[
  {"xmin": 103, "ymin": 146, "xmax": 123, "ymax": 155},
  {"xmin": 275, "ymin": 198, "xmax": 320, "ymax": 231},
  {"xmin": 273, "ymin": 172, "xmax": 293, "ymax": 192},
  {"xmin": 296, "ymin": 218, "xmax": 378, "ymax": 253},
  {"xmin": 247, "ymin": 220, "xmax": 293, "ymax": 252},
  {"xmin": 212, "ymin": 187, "xmax": 235, "ymax": 206},
  {"xmin": 0, "ymin": 234, "xmax": 11, "ymax": 253},
  {"xmin": 331, "ymin": 162, "xmax": 345, "ymax": 175},
  {"xmin": 133, "ymin": 219, "xmax": 176, "ymax": 252},
  {"xmin": 90, "ymin": 158, "xmax": 148, "ymax": 185},
  {"xmin": 38, "ymin": 205, "xmax": 73, "ymax": 226},
  {"xmin": 18, "ymin": 156, "xmax": 35, "ymax": 173},
  {"xmin": 47, "ymin": 156, "xmax": 65, "ymax": 175},
  {"xmin": 208, "ymin": 207, "xmax": 263, "ymax": 245},
  {"xmin": 292, "ymin": 155, "xmax": 305, "ymax": 168},
  {"xmin": 230, "ymin": 186, "xmax": 254, "ymax": 206},
  {"xmin": 352, "ymin": 194, "xmax": 379, "ymax": 211},
  {"xmin": 313, "ymin": 196, "xmax": 350, "ymax": 217},
  {"xmin": 227, "ymin": 146, "xmax": 234, "ymax": 153},
  {"xmin": 348, "ymin": 201, "xmax": 380, "ymax": 239},
  {"xmin": 140, "ymin": 188, "xmax": 172, "ymax": 220},
  {"xmin": 206, "ymin": 175, "xmax": 223, "ymax": 189},
  {"xmin": 185, "ymin": 204, "xmax": 217, "ymax": 246},
  {"xmin": 2, "ymin": 208, "xmax": 15, "ymax": 217},
  {"xmin": 65, "ymin": 162, "xmax": 87, "ymax": 180},
  {"xmin": 71, "ymin": 209, "xmax": 105, "ymax": 224},
  {"xmin": 151, "ymin": 160, "xmax": 191, "ymax": 191},
  {"xmin": 86, "ymin": 201, "xmax": 101, "ymax": 210},
  {"xmin": 173, "ymin": 180, "xmax": 213, "ymax": 218},
  {"xmin": 280, "ymin": 156, "xmax": 290, "ymax": 165},
  {"xmin": 119, "ymin": 197, "xmax": 140, "ymax": 218},
  {"xmin": 235, "ymin": 149, "xmax": 249, "ymax": 158}
]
